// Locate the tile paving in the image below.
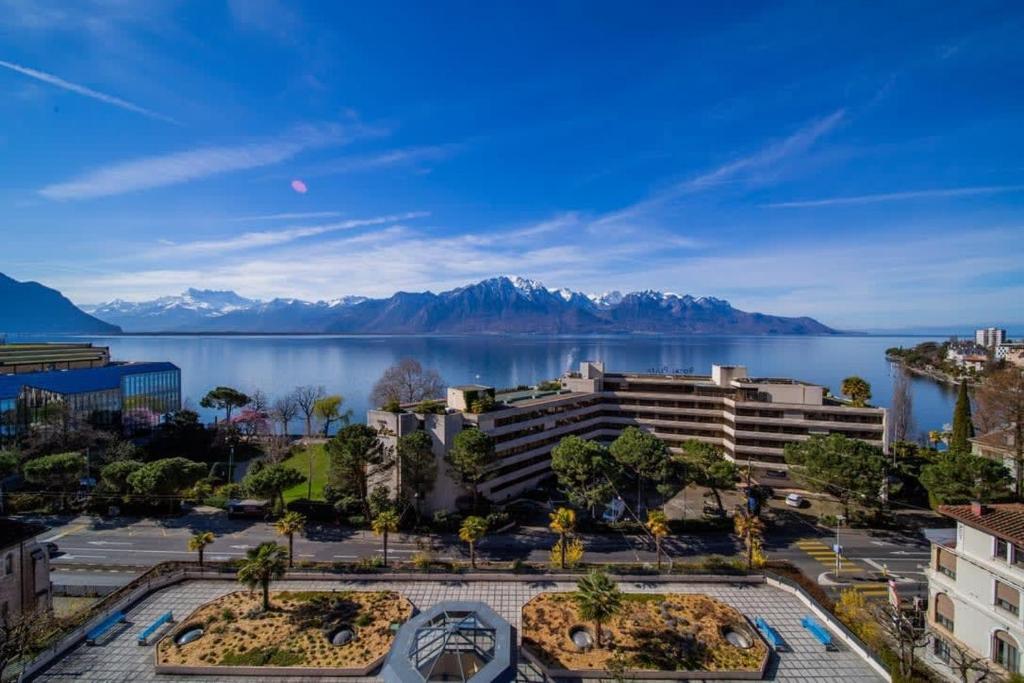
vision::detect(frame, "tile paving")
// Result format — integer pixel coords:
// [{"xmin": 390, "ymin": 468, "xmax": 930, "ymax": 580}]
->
[{"xmin": 36, "ymin": 578, "xmax": 885, "ymax": 682}]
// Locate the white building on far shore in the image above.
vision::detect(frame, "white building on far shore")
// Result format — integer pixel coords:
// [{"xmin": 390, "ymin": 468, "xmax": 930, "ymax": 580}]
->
[{"xmin": 977, "ymin": 328, "xmax": 1008, "ymax": 349}]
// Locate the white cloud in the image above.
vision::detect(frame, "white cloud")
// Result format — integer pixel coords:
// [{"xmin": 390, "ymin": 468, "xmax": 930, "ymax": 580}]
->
[
  {"xmin": 39, "ymin": 125, "xmax": 359, "ymax": 200},
  {"xmin": 156, "ymin": 212, "xmax": 430, "ymax": 256},
  {"xmin": 593, "ymin": 110, "xmax": 846, "ymax": 228},
  {"xmin": 0, "ymin": 58, "xmax": 176, "ymax": 124},
  {"xmin": 300, "ymin": 144, "xmax": 462, "ymax": 177},
  {"xmin": 763, "ymin": 184, "xmax": 1024, "ymax": 208},
  {"xmin": 228, "ymin": 211, "xmax": 344, "ymax": 222}
]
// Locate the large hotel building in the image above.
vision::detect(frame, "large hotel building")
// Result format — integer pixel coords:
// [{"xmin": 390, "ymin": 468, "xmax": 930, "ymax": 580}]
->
[{"xmin": 369, "ymin": 361, "xmax": 887, "ymax": 511}]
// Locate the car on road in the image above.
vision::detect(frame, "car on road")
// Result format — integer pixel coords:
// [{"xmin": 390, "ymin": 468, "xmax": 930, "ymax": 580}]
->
[{"xmin": 785, "ymin": 493, "xmax": 805, "ymax": 508}]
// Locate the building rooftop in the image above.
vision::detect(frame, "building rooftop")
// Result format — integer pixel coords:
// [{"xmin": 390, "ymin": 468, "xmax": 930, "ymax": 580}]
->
[
  {"xmin": 939, "ymin": 503, "xmax": 1024, "ymax": 546},
  {"xmin": 0, "ymin": 518, "xmax": 46, "ymax": 549},
  {"xmin": 971, "ymin": 428, "xmax": 1017, "ymax": 453},
  {"xmin": 0, "ymin": 361, "xmax": 179, "ymax": 400}
]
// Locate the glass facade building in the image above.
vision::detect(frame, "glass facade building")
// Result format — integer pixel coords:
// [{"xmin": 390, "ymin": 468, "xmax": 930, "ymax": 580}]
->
[{"xmin": 0, "ymin": 362, "xmax": 181, "ymax": 438}]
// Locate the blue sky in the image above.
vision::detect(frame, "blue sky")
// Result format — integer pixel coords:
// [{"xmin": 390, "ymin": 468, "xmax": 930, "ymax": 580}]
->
[{"xmin": 1, "ymin": 1, "xmax": 1022, "ymax": 330}]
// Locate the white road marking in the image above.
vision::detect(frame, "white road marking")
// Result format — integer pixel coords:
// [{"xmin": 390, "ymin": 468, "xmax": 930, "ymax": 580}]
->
[{"xmin": 87, "ymin": 541, "xmax": 133, "ymax": 546}]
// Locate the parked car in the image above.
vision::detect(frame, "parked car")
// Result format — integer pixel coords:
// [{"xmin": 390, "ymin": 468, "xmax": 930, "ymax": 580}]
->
[{"xmin": 785, "ymin": 493, "xmax": 805, "ymax": 508}]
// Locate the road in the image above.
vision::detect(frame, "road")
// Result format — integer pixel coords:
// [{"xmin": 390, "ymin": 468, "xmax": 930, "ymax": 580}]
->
[{"xmin": 29, "ymin": 509, "xmax": 933, "ymax": 601}]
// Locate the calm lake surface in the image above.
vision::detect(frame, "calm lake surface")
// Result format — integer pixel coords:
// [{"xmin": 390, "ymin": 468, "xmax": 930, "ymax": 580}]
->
[{"xmin": 51, "ymin": 334, "xmax": 956, "ymax": 438}]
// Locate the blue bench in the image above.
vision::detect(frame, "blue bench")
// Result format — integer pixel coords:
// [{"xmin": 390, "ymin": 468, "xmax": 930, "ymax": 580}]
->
[
  {"xmin": 137, "ymin": 611, "xmax": 174, "ymax": 645},
  {"xmin": 86, "ymin": 611, "xmax": 126, "ymax": 645},
  {"xmin": 754, "ymin": 617, "xmax": 782, "ymax": 649},
  {"xmin": 801, "ymin": 616, "xmax": 833, "ymax": 649}
]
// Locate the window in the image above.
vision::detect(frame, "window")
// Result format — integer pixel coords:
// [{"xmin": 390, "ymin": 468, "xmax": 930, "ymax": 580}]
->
[
  {"xmin": 936, "ymin": 547, "xmax": 957, "ymax": 579},
  {"xmin": 933, "ymin": 636, "xmax": 950, "ymax": 663},
  {"xmin": 995, "ymin": 631, "xmax": 1021, "ymax": 673},
  {"xmin": 934, "ymin": 593, "xmax": 955, "ymax": 632},
  {"xmin": 1014, "ymin": 545, "xmax": 1024, "ymax": 568},
  {"xmin": 3, "ymin": 554, "xmax": 11, "ymax": 576},
  {"xmin": 997, "ymin": 538, "xmax": 1010, "ymax": 561},
  {"xmin": 996, "ymin": 581, "xmax": 1020, "ymax": 616}
]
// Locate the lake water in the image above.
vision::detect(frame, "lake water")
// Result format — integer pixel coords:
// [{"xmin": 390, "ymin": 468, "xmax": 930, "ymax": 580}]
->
[{"xmin": 51, "ymin": 334, "xmax": 956, "ymax": 438}]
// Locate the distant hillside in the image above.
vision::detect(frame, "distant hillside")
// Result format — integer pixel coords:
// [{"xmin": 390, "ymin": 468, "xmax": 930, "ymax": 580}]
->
[
  {"xmin": 84, "ymin": 276, "xmax": 836, "ymax": 335},
  {"xmin": 0, "ymin": 273, "xmax": 121, "ymax": 334}
]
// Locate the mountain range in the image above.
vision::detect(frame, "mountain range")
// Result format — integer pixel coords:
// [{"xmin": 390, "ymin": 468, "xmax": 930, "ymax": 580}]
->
[
  {"xmin": 0, "ymin": 273, "xmax": 121, "ymax": 334},
  {"xmin": 80, "ymin": 276, "xmax": 837, "ymax": 335}
]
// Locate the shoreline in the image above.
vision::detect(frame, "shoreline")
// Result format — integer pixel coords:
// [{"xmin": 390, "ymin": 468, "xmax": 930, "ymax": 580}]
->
[{"xmin": 886, "ymin": 354, "xmax": 974, "ymax": 388}]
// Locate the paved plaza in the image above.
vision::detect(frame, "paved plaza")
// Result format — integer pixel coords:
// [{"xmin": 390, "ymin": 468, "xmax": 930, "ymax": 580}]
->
[{"xmin": 36, "ymin": 577, "xmax": 885, "ymax": 682}]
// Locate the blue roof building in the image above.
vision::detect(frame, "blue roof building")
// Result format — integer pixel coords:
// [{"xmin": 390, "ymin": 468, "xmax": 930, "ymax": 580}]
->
[{"xmin": 0, "ymin": 362, "xmax": 181, "ymax": 436}]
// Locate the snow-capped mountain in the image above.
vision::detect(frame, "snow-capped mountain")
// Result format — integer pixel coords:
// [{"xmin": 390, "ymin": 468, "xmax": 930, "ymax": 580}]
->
[{"xmin": 83, "ymin": 276, "xmax": 836, "ymax": 334}]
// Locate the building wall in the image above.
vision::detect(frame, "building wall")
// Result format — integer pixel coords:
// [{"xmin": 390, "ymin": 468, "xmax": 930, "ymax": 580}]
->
[
  {"xmin": 0, "ymin": 538, "xmax": 51, "ymax": 620},
  {"xmin": 928, "ymin": 522, "xmax": 1024, "ymax": 677}
]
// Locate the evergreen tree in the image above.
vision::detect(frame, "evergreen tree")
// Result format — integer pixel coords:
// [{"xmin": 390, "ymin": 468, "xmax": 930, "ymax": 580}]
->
[{"xmin": 950, "ymin": 381, "xmax": 974, "ymax": 454}]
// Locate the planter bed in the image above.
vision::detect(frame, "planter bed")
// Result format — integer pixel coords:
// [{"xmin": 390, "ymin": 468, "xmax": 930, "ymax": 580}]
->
[
  {"xmin": 155, "ymin": 590, "xmax": 412, "ymax": 676},
  {"xmin": 521, "ymin": 592, "xmax": 770, "ymax": 680}
]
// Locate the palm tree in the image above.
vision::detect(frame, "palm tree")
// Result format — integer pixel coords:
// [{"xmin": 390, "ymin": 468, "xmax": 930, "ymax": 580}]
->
[
  {"xmin": 574, "ymin": 570, "xmax": 622, "ymax": 648},
  {"xmin": 734, "ymin": 510, "xmax": 765, "ymax": 569},
  {"xmin": 237, "ymin": 541, "xmax": 288, "ymax": 611},
  {"xmin": 840, "ymin": 376, "xmax": 872, "ymax": 407},
  {"xmin": 187, "ymin": 531, "xmax": 215, "ymax": 568},
  {"xmin": 645, "ymin": 510, "xmax": 670, "ymax": 570},
  {"xmin": 274, "ymin": 511, "xmax": 306, "ymax": 568},
  {"xmin": 372, "ymin": 508, "xmax": 400, "ymax": 567},
  {"xmin": 459, "ymin": 516, "xmax": 488, "ymax": 569},
  {"xmin": 549, "ymin": 507, "xmax": 576, "ymax": 570}
]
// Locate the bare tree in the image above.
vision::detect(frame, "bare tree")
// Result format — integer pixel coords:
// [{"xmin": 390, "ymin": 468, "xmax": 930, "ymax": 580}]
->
[
  {"xmin": 889, "ymin": 369, "xmax": 915, "ymax": 444},
  {"xmin": 271, "ymin": 393, "xmax": 300, "ymax": 436},
  {"xmin": 872, "ymin": 602, "xmax": 928, "ymax": 680},
  {"xmin": 293, "ymin": 385, "xmax": 325, "ymax": 438},
  {"xmin": 1, "ymin": 610, "xmax": 51, "ymax": 680},
  {"xmin": 975, "ymin": 367, "xmax": 1024, "ymax": 497},
  {"xmin": 370, "ymin": 358, "xmax": 445, "ymax": 408},
  {"xmin": 943, "ymin": 638, "xmax": 991, "ymax": 683},
  {"xmin": 248, "ymin": 389, "xmax": 269, "ymax": 414}
]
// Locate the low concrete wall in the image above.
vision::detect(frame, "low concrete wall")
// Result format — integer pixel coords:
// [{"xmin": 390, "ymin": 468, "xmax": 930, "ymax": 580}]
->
[
  {"xmin": 520, "ymin": 644, "xmax": 768, "ymax": 680},
  {"xmin": 53, "ymin": 583, "xmax": 119, "ymax": 597},
  {"xmin": 154, "ymin": 658, "xmax": 382, "ymax": 677},
  {"xmin": 764, "ymin": 573, "xmax": 891, "ymax": 682}
]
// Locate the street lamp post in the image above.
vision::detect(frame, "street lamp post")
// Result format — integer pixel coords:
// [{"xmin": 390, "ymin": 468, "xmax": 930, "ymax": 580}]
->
[{"xmin": 834, "ymin": 514, "xmax": 845, "ymax": 576}]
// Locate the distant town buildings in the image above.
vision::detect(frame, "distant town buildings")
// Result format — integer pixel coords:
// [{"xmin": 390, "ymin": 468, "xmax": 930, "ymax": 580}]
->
[
  {"xmin": 977, "ymin": 328, "xmax": 1008, "ymax": 349},
  {"xmin": 0, "ymin": 519, "xmax": 51, "ymax": 618},
  {"xmin": 947, "ymin": 341, "xmax": 990, "ymax": 372},
  {"xmin": 928, "ymin": 503, "xmax": 1024, "ymax": 678},
  {"xmin": 369, "ymin": 362, "xmax": 887, "ymax": 511},
  {"xmin": 996, "ymin": 343, "xmax": 1024, "ymax": 369},
  {"xmin": 0, "ymin": 345, "xmax": 181, "ymax": 438}
]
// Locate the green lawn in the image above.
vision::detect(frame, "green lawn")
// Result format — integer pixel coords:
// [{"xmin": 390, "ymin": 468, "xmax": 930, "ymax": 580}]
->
[{"xmin": 281, "ymin": 443, "xmax": 330, "ymax": 502}]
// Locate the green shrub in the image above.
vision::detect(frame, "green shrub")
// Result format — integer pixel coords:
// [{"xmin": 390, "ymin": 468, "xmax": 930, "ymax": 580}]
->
[{"xmin": 6, "ymin": 492, "xmax": 48, "ymax": 513}]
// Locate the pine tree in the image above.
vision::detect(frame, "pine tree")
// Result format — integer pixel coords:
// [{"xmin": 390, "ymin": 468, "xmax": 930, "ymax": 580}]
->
[{"xmin": 950, "ymin": 381, "xmax": 974, "ymax": 454}]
